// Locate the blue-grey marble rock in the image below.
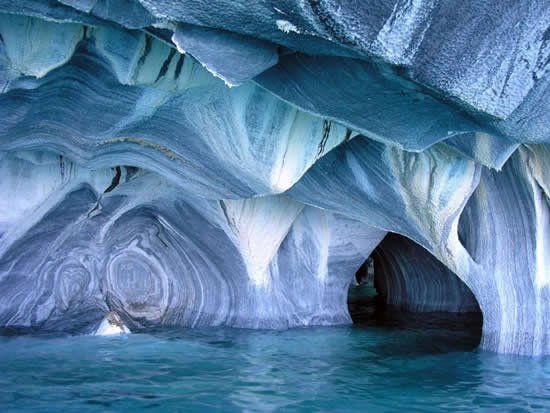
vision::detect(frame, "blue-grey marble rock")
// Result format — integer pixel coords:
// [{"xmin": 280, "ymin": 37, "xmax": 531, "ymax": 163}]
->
[
  {"xmin": 256, "ymin": 54, "xmax": 503, "ymax": 152},
  {"xmin": 458, "ymin": 146, "xmax": 549, "ymax": 356},
  {"xmin": 255, "ymin": 54, "xmax": 527, "ymax": 167},
  {"xmin": 0, "ymin": 152, "xmax": 385, "ymax": 331},
  {"xmin": 132, "ymin": 0, "xmax": 550, "ymax": 126},
  {"xmin": 0, "ymin": 4, "xmax": 547, "ymax": 356},
  {"xmin": 172, "ymin": 23, "xmax": 279, "ymax": 86},
  {"xmin": 373, "ymin": 234, "xmax": 479, "ymax": 313},
  {"xmin": 289, "ymin": 136, "xmax": 481, "ymax": 257},
  {"xmin": 290, "ymin": 138, "xmax": 549, "ymax": 355},
  {"xmin": 0, "ymin": 18, "xmax": 351, "ymax": 198},
  {"xmin": 3, "ymin": 1, "xmax": 547, "ymax": 134},
  {"xmin": 59, "ymin": 0, "xmax": 156, "ymax": 28}
]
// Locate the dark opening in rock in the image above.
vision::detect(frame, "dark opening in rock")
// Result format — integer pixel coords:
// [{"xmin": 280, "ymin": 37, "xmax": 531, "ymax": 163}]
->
[{"xmin": 348, "ymin": 233, "xmax": 482, "ymax": 353}]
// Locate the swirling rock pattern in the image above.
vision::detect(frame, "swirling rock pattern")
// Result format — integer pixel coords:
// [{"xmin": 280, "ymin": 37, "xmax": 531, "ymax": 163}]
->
[
  {"xmin": 0, "ymin": 153, "xmax": 385, "ymax": 331},
  {"xmin": 458, "ymin": 147, "xmax": 549, "ymax": 355},
  {"xmin": 0, "ymin": 2, "xmax": 547, "ymax": 355}
]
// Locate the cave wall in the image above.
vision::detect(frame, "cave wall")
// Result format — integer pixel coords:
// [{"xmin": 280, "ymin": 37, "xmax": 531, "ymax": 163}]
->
[
  {"xmin": 372, "ymin": 234, "xmax": 479, "ymax": 313},
  {"xmin": 0, "ymin": 2, "xmax": 547, "ymax": 355},
  {"xmin": 0, "ymin": 151, "xmax": 385, "ymax": 332},
  {"xmin": 458, "ymin": 147, "xmax": 549, "ymax": 355}
]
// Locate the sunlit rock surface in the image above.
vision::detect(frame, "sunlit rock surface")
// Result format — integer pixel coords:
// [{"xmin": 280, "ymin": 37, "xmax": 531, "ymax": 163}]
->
[{"xmin": 0, "ymin": 2, "xmax": 547, "ymax": 355}]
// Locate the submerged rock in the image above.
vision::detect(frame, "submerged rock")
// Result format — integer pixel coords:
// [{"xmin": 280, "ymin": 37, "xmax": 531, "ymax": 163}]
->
[{"xmin": 0, "ymin": 1, "xmax": 547, "ymax": 355}]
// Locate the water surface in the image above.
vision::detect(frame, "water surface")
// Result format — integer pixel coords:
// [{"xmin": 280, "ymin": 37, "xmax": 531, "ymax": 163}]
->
[{"xmin": 0, "ymin": 309, "xmax": 548, "ymax": 412}]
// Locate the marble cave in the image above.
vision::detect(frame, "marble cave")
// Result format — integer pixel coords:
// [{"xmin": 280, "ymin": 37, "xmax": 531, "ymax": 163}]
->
[{"xmin": 0, "ymin": 0, "xmax": 548, "ymax": 362}]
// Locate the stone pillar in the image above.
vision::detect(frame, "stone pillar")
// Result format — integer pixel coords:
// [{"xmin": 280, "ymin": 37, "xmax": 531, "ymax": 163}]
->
[{"xmin": 459, "ymin": 146, "xmax": 549, "ymax": 355}]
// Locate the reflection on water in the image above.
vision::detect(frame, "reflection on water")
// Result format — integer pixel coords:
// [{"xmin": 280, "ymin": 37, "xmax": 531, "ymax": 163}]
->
[
  {"xmin": 348, "ymin": 283, "xmax": 483, "ymax": 355},
  {"xmin": 0, "ymin": 302, "xmax": 548, "ymax": 412}
]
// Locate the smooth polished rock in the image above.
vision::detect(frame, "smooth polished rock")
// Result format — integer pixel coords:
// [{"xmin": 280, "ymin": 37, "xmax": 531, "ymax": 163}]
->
[
  {"xmin": 0, "ymin": 153, "xmax": 384, "ymax": 331},
  {"xmin": 289, "ymin": 137, "xmax": 549, "ymax": 355},
  {"xmin": 172, "ymin": 23, "xmax": 279, "ymax": 86},
  {"xmin": 0, "ymin": 4, "xmax": 547, "ymax": 357},
  {"xmin": 458, "ymin": 147, "xmax": 549, "ymax": 356},
  {"xmin": 0, "ymin": 19, "xmax": 351, "ymax": 199}
]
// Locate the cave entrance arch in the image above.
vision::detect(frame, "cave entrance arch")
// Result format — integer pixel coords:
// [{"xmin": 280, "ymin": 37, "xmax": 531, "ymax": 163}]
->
[{"xmin": 348, "ymin": 233, "xmax": 482, "ymax": 350}]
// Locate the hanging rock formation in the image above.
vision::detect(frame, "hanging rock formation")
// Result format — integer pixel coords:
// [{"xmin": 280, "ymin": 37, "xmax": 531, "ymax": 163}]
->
[{"xmin": 0, "ymin": 1, "xmax": 547, "ymax": 355}]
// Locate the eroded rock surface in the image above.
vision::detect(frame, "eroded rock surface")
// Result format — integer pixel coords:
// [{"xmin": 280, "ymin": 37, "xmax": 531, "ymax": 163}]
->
[{"xmin": 0, "ymin": 2, "xmax": 547, "ymax": 355}]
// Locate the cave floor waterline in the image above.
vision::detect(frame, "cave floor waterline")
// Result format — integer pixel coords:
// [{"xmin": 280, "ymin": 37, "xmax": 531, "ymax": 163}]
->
[
  {"xmin": 1, "ymin": 294, "xmax": 548, "ymax": 412},
  {"xmin": 0, "ymin": 1, "xmax": 548, "ymax": 411}
]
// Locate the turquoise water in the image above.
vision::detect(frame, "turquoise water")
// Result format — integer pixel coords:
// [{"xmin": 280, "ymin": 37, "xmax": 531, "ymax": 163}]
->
[{"xmin": 0, "ymin": 311, "xmax": 549, "ymax": 412}]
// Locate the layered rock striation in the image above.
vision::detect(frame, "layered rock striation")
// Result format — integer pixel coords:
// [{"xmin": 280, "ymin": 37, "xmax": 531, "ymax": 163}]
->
[{"xmin": 0, "ymin": 1, "xmax": 547, "ymax": 355}]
